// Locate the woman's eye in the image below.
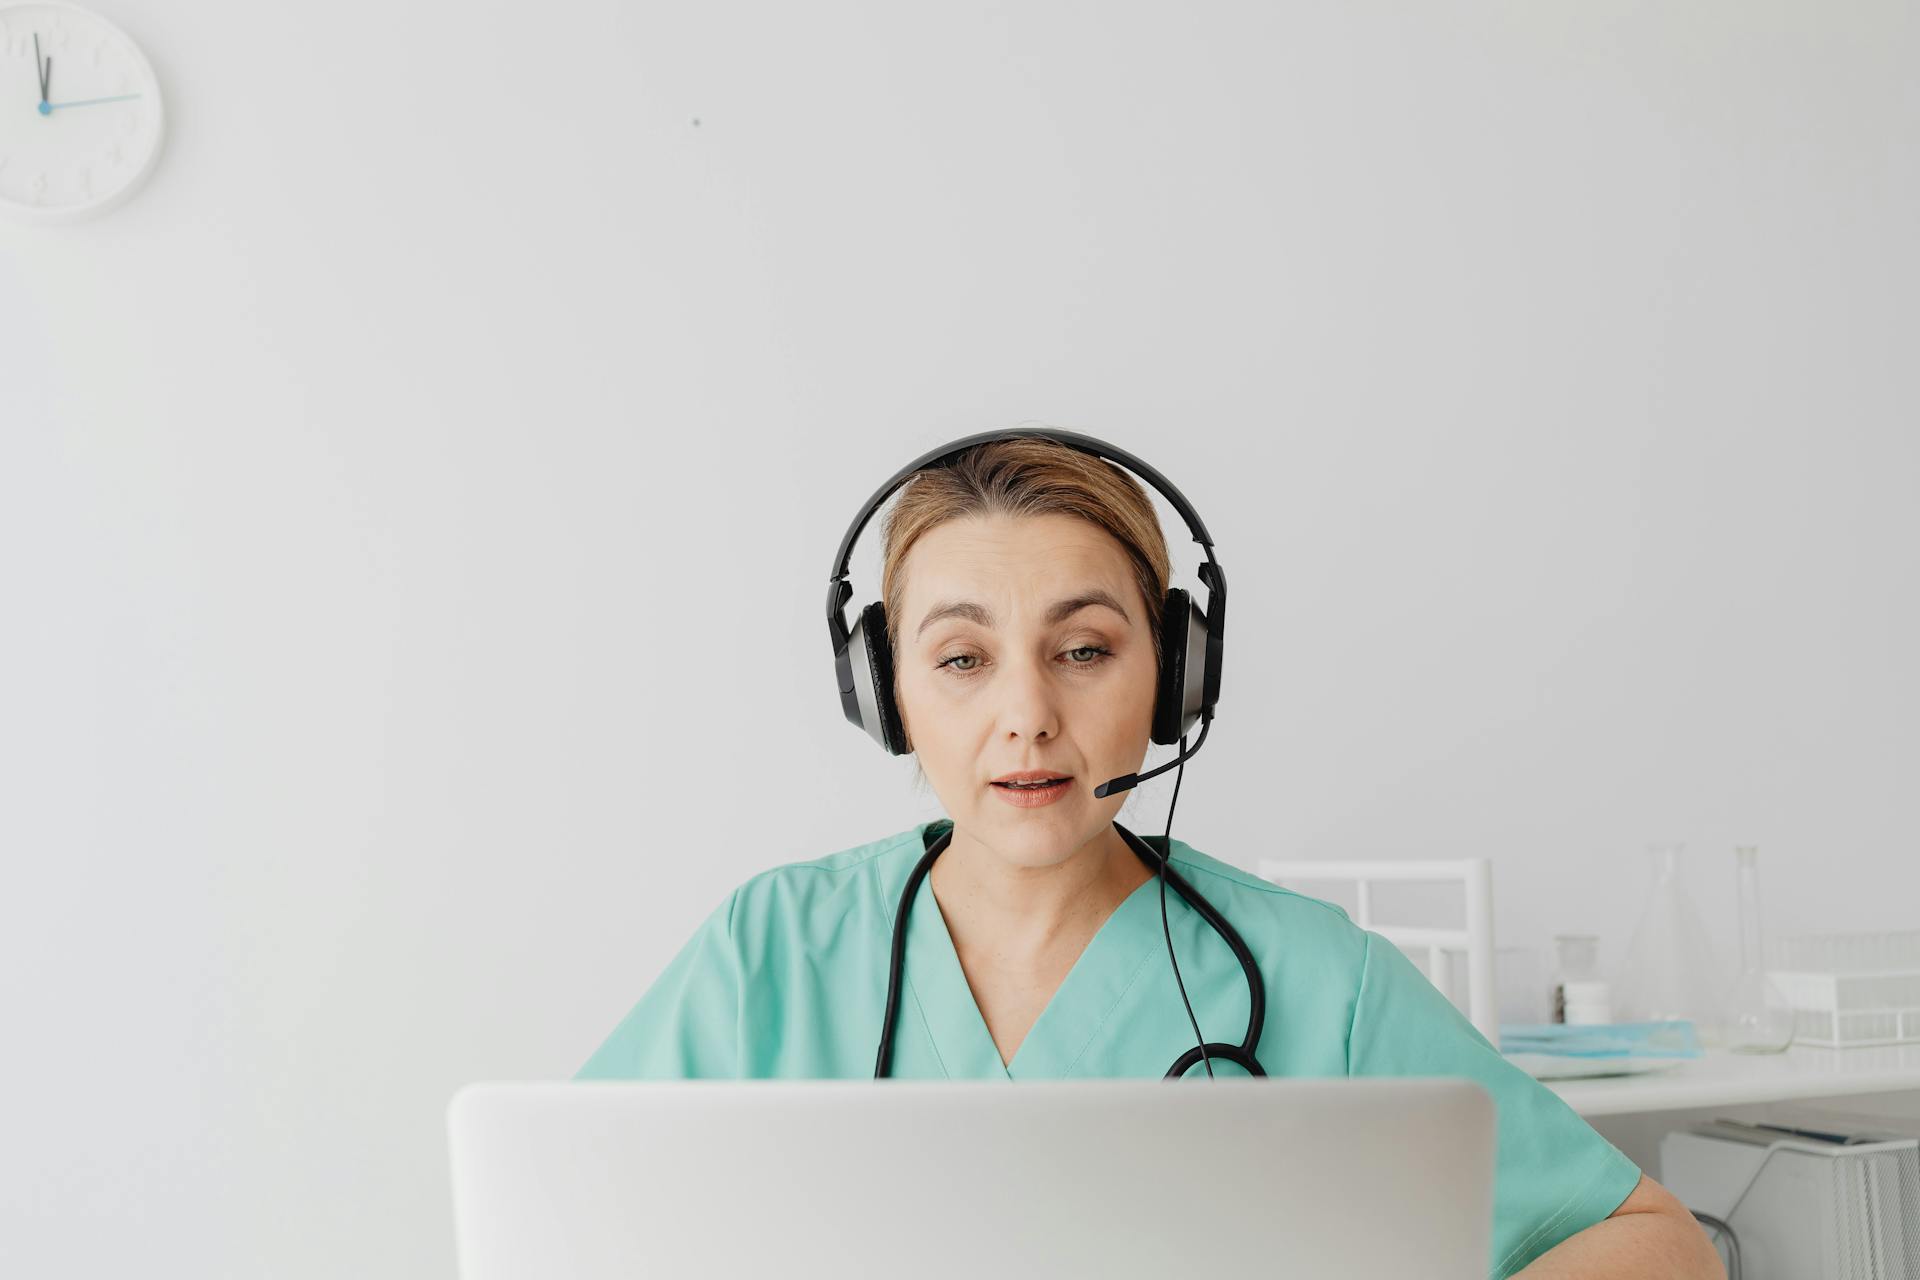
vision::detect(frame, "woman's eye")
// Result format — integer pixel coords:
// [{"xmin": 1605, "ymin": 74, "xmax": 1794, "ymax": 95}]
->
[{"xmin": 934, "ymin": 645, "xmax": 1114, "ymax": 675}]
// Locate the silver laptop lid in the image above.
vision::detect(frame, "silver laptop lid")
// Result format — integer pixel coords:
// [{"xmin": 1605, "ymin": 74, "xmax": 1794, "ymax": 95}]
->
[{"xmin": 448, "ymin": 1077, "xmax": 1495, "ymax": 1280}]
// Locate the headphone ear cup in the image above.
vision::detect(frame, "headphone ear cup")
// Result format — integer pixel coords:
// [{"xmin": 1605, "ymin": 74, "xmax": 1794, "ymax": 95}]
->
[
  {"xmin": 856, "ymin": 601, "xmax": 911, "ymax": 755},
  {"xmin": 1152, "ymin": 588, "xmax": 1191, "ymax": 745}
]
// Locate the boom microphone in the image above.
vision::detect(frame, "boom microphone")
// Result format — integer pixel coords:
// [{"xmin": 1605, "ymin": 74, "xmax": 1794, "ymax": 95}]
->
[{"xmin": 1093, "ymin": 712, "xmax": 1214, "ymax": 799}]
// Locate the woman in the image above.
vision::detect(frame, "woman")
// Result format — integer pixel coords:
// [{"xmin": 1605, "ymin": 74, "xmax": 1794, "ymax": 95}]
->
[{"xmin": 576, "ymin": 434, "xmax": 1723, "ymax": 1278}]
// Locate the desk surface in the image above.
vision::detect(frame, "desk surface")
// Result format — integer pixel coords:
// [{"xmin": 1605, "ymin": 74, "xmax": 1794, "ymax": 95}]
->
[{"xmin": 1544, "ymin": 1043, "xmax": 1920, "ymax": 1116}]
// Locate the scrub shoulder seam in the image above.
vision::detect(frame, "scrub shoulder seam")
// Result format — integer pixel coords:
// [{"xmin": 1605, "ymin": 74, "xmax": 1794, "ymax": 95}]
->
[
  {"xmin": 731, "ymin": 825, "xmax": 923, "ymax": 895},
  {"xmin": 1166, "ymin": 852, "xmax": 1357, "ymax": 927}
]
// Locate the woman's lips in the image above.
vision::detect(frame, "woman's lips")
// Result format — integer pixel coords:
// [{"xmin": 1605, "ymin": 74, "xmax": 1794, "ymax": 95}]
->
[{"xmin": 990, "ymin": 777, "xmax": 1072, "ymax": 808}]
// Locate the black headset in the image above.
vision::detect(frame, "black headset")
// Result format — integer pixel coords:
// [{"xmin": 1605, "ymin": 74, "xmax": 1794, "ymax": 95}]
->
[
  {"xmin": 825, "ymin": 426, "xmax": 1270, "ymax": 1079},
  {"xmin": 827, "ymin": 427, "xmax": 1226, "ymax": 761}
]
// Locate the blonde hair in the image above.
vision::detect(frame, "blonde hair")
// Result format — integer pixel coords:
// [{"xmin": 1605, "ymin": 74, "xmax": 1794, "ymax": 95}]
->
[{"xmin": 880, "ymin": 434, "xmax": 1173, "ymax": 770}]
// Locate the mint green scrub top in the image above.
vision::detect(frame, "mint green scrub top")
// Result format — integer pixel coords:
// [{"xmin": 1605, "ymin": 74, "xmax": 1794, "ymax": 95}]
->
[{"xmin": 575, "ymin": 819, "xmax": 1643, "ymax": 1279}]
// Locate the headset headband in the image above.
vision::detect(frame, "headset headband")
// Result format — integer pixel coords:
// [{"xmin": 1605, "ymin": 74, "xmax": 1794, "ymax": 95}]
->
[{"xmin": 825, "ymin": 427, "xmax": 1218, "ymax": 647}]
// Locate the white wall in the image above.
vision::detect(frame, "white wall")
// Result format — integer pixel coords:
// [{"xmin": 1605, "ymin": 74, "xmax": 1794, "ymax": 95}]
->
[{"xmin": 3, "ymin": 0, "xmax": 1915, "ymax": 1275}]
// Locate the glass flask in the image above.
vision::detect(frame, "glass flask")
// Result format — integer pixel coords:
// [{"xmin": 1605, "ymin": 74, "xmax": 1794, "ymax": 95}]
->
[
  {"xmin": 1724, "ymin": 844, "xmax": 1795, "ymax": 1054},
  {"xmin": 1612, "ymin": 842, "xmax": 1732, "ymax": 1048}
]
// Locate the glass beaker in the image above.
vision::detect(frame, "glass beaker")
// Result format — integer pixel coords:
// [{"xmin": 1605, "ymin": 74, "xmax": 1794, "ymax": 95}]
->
[
  {"xmin": 1612, "ymin": 842, "xmax": 1732, "ymax": 1047},
  {"xmin": 1724, "ymin": 844, "xmax": 1795, "ymax": 1054}
]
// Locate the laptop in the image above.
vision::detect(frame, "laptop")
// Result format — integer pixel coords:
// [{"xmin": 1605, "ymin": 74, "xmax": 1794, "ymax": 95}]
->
[{"xmin": 447, "ymin": 1076, "xmax": 1495, "ymax": 1279}]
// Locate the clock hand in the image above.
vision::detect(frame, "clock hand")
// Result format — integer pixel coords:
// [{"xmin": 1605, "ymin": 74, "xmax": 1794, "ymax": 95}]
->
[
  {"xmin": 46, "ymin": 93, "xmax": 142, "ymax": 111},
  {"xmin": 33, "ymin": 32, "xmax": 49, "ymax": 106}
]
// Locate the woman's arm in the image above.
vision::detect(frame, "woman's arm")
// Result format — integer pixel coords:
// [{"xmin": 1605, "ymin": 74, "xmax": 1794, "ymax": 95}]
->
[{"xmin": 1512, "ymin": 1173, "xmax": 1725, "ymax": 1278}]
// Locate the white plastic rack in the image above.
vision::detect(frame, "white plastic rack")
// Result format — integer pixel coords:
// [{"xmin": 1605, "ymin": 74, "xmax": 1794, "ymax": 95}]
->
[{"xmin": 1768, "ymin": 930, "xmax": 1920, "ymax": 1049}]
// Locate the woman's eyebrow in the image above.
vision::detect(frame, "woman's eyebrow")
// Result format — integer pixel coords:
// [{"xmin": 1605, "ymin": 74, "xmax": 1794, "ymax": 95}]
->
[{"xmin": 914, "ymin": 589, "xmax": 1131, "ymax": 639}]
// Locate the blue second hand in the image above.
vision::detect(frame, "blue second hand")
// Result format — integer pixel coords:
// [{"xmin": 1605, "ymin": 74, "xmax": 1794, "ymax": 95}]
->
[{"xmin": 46, "ymin": 93, "xmax": 142, "ymax": 112}]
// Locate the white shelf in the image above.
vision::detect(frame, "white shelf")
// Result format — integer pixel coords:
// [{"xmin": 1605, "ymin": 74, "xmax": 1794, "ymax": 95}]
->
[{"xmin": 1544, "ymin": 1042, "xmax": 1920, "ymax": 1117}]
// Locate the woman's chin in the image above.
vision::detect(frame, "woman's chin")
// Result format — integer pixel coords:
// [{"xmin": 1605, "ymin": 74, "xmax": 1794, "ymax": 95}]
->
[{"xmin": 974, "ymin": 800, "xmax": 1110, "ymax": 858}]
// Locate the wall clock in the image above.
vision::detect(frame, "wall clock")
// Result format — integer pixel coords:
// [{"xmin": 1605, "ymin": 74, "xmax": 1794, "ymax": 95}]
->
[{"xmin": 0, "ymin": 2, "xmax": 163, "ymax": 223}]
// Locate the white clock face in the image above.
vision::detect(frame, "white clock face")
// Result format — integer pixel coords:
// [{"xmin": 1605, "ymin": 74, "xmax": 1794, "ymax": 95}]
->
[{"xmin": 0, "ymin": 2, "xmax": 163, "ymax": 222}]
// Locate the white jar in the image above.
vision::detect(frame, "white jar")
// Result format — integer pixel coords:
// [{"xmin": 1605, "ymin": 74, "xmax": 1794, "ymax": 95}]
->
[{"xmin": 1561, "ymin": 980, "xmax": 1613, "ymax": 1026}]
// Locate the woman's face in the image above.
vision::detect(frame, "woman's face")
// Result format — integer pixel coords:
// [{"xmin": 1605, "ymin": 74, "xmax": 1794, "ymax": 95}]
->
[{"xmin": 893, "ymin": 513, "xmax": 1160, "ymax": 869}]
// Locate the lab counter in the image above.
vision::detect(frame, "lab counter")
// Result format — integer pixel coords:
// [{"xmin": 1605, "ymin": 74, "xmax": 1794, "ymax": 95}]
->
[
  {"xmin": 1542, "ymin": 1042, "xmax": 1920, "ymax": 1175},
  {"xmin": 1547, "ymin": 1042, "xmax": 1920, "ymax": 1117}
]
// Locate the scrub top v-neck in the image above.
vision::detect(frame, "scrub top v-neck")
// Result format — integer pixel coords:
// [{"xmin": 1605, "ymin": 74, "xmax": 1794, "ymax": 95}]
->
[
  {"xmin": 574, "ymin": 818, "xmax": 1645, "ymax": 1278},
  {"xmin": 904, "ymin": 836, "xmax": 1173, "ymax": 1079}
]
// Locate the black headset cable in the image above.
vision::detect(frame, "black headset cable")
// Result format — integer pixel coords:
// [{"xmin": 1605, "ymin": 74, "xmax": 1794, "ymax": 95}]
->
[{"xmin": 1156, "ymin": 716, "xmax": 1213, "ymax": 1078}]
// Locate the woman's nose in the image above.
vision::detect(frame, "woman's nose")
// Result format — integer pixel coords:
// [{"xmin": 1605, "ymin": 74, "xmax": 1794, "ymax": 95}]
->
[{"xmin": 993, "ymin": 652, "xmax": 1062, "ymax": 738}]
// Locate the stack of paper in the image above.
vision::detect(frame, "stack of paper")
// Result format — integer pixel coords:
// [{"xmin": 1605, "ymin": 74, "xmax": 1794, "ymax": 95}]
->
[{"xmin": 1498, "ymin": 1020, "xmax": 1701, "ymax": 1080}]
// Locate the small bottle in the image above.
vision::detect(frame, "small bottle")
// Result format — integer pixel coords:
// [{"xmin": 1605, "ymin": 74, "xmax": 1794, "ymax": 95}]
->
[
  {"xmin": 1562, "ymin": 980, "xmax": 1615, "ymax": 1025},
  {"xmin": 1550, "ymin": 934, "xmax": 1602, "ymax": 1023}
]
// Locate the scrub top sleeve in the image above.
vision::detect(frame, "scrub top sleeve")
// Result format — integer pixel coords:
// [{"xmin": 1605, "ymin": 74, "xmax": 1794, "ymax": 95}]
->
[
  {"xmin": 1345, "ymin": 929, "xmax": 1644, "ymax": 1280},
  {"xmin": 572, "ymin": 887, "xmax": 743, "ymax": 1080}
]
